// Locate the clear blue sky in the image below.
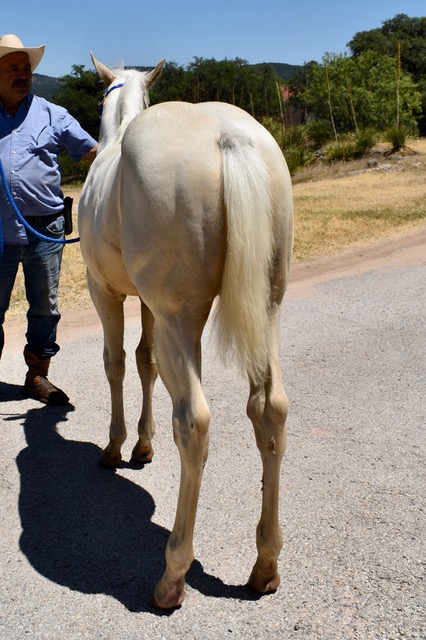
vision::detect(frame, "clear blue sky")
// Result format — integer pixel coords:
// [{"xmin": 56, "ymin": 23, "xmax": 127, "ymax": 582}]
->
[{"xmin": 2, "ymin": 1, "xmax": 425, "ymax": 77}]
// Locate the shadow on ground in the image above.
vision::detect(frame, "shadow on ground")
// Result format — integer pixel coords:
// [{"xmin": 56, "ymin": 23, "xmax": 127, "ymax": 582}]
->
[
  {"xmin": 0, "ymin": 381, "xmax": 25, "ymax": 402},
  {"xmin": 6, "ymin": 404, "xmax": 260, "ymax": 613}
]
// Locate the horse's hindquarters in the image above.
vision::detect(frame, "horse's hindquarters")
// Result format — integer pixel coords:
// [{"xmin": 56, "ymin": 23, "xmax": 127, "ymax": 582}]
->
[{"xmin": 120, "ymin": 109, "xmax": 226, "ymax": 313}]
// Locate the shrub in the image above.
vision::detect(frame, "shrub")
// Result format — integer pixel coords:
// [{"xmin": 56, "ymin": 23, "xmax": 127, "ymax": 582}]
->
[
  {"xmin": 324, "ymin": 140, "xmax": 358, "ymax": 163},
  {"xmin": 324, "ymin": 128, "xmax": 379, "ymax": 163},
  {"xmin": 353, "ymin": 128, "xmax": 379, "ymax": 155},
  {"xmin": 284, "ymin": 145, "xmax": 315, "ymax": 175},
  {"xmin": 383, "ymin": 126, "xmax": 411, "ymax": 153},
  {"xmin": 59, "ymin": 153, "xmax": 91, "ymax": 184},
  {"xmin": 260, "ymin": 117, "xmax": 285, "ymax": 147},
  {"xmin": 305, "ymin": 120, "xmax": 334, "ymax": 148},
  {"xmin": 283, "ymin": 125, "xmax": 306, "ymax": 148}
]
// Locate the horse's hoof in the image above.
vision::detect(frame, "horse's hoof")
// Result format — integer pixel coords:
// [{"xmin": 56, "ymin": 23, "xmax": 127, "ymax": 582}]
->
[
  {"xmin": 130, "ymin": 443, "xmax": 154, "ymax": 465},
  {"xmin": 152, "ymin": 578, "xmax": 185, "ymax": 609},
  {"xmin": 98, "ymin": 451, "xmax": 122, "ymax": 467},
  {"xmin": 247, "ymin": 567, "xmax": 280, "ymax": 594}
]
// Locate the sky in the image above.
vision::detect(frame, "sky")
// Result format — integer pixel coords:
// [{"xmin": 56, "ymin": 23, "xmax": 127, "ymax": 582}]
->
[{"xmin": 2, "ymin": 1, "xmax": 425, "ymax": 77}]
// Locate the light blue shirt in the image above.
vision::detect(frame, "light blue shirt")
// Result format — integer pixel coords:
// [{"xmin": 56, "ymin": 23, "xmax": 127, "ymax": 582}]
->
[{"xmin": 0, "ymin": 94, "xmax": 97, "ymax": 245}]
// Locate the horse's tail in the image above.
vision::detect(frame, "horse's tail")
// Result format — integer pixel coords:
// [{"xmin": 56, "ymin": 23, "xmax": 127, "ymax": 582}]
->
[{"xmin": 214, "ymin": 129, "xmax": 274, "ymax": 382}]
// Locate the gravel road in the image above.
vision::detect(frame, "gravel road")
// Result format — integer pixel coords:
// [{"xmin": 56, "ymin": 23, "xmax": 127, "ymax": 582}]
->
[{"xmin": 1, "ymin": 228, "xmax": 425, "ymax": 639}]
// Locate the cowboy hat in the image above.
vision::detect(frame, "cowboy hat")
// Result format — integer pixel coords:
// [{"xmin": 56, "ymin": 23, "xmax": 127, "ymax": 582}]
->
[{"xmin": 0, "ymin": 34, "xmax": 44, "ymax": 71}]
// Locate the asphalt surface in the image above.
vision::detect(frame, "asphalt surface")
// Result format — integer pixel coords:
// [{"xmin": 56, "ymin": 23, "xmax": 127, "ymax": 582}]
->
[{"xmin": 0, "ymin": 231, "xmax": 424, "ymax": 639}]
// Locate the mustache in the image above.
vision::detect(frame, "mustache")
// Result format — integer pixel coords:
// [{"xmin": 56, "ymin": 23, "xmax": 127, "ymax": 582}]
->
[{"xmin": 13, "ymin": 78, "xmax": 30, "ymax": 89}]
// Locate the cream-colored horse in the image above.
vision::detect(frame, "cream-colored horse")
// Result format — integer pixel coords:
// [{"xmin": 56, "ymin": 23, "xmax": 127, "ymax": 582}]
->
[{"xmin": 79, "ymin": 54, "xmax": 294, "ymax": 608}]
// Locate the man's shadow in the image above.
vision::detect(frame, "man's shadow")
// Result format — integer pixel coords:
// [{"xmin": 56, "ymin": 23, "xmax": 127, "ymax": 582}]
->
[
  {"xmin": 0, "ymin": 381, "xmax": 25, "ymax": 402},
  {"xmin": 10, "ymin": 404, "xmax": 259, "ymax": 613}
]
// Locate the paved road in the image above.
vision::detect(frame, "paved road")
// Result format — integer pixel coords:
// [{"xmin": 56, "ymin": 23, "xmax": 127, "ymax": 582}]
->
[{"xmin": 1, "ymin": 230, "xmax": 424, "ymax": 639}]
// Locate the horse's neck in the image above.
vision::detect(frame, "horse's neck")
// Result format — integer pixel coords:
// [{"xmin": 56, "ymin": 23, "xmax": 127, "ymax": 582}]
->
[
  {"xmin": 98, "ymin": 80, "xmax": 148, "ymax": 153},
  {"xmin": 97, "ymin": 120, "xmax": 129, "ymax": 152}
]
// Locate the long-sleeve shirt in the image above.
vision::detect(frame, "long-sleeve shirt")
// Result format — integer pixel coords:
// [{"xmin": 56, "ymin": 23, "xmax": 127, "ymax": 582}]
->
[{"xmin": 0, "ymin": 94, "xmax": 97, "ymax": 245}]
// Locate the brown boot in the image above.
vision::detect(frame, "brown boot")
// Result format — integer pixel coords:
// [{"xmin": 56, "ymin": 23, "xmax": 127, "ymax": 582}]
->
[{"xmin": 23, "ymin": 347, "xmax": 69, "ymax": 405}]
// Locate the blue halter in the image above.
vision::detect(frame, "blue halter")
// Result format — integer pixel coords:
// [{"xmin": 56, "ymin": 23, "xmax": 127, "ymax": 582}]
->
[{"xmin": 98, "ymin": 82, "xmax": 125, "ymax": 118}]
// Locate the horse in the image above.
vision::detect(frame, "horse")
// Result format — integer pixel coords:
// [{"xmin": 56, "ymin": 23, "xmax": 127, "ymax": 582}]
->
[{"xmin": 78, "ymin": 53, "xmax": 294, "ymax": 609}]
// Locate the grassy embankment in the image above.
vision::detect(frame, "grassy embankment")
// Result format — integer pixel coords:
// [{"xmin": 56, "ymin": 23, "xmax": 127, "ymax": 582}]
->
[{"xmin": 7, "ymin": 139, "xmax": 426, "ymax": 322}]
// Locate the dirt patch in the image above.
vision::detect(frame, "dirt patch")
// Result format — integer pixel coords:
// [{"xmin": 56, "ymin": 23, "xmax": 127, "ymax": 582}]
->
[{"xmin": 287, "ymin": 224, "xmax": 426, "ymax": 299}]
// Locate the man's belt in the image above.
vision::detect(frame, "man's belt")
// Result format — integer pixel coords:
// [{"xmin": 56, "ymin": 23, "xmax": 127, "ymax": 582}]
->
[{"xmin": 23, "ymin": 212, "xmax": 63, "ymax": 225}]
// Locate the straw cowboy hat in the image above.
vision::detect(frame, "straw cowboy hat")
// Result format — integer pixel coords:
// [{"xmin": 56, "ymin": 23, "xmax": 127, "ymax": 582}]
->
[{"xmin": 0, "ymin": 34, "xmax": 44, "ymax": 71}]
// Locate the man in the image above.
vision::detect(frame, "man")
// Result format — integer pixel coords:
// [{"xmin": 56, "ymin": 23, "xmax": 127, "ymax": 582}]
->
[{"xmin": 0, "ymin": 34, "xmax": 98, "ymax": 405}]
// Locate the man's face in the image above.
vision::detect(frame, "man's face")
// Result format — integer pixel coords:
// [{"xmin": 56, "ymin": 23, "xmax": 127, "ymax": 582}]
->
[{"xmin": 0, "ymin": 51, "xmax": 32, "ymax": 113}]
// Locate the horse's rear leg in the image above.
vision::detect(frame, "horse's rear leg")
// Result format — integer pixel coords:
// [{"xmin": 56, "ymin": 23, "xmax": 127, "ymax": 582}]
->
[
  {"xmin": 246, "ymin": 305, "xmax": 288, "ymax": 593},
  {"xmin": 151, "ymin": 316, "xmax": 209, "ymax": 609},
  {"xmin": 88, "ymin": 275, "xmax": 127, "ymax": 467},
  {"xmin": 131, "ymin": 301, "xmax": 158, "ymax": 463}
]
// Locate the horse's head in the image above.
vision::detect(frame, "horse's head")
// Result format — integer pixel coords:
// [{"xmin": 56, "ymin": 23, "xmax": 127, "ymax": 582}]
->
[{"xmin": 91, "ymin": 53, "xmax": 165, "ymax": 150}]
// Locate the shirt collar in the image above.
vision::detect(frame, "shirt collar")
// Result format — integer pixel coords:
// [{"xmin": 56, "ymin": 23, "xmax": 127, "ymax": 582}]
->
[{"xmin": 0, "ymin": 93, "xmax": 33, "ymax": 117}]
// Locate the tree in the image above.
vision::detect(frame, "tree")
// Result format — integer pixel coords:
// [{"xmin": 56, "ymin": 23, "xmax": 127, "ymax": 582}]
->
[
  {"xmin": 150, "ymin": 61, "xmax": 191, "ymax": 103},
  {"xmin": 348, "ymin": 13, "xmax": 426, "ymax": 84},
  {"xmin": 52, "ymin": 65, "xmax": 103, "ymax": 140},
  {"xmin": 152, "ymin": 57, "xmax": 284, "ymax": 119},
  {"xmin": 348, "ymin": 13, "xmax": 426, "ymax": 132},
  {"xmin": 300, "ymin": 51, "xmax": 421, "ymax": 133}
]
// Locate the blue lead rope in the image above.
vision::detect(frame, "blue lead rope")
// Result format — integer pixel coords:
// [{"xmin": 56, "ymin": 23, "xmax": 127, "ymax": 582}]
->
[{"xmin": 0, "ymin": 157, "xmax": 80, "ymax": 258}]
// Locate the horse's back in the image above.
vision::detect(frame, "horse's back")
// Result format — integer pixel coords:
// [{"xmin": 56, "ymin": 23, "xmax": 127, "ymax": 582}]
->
[
  {"xmin": 123, "ymin": 101, "xmax": 287, "ymax": 181},
  {"xmin": 120, "ymin": 102, "xmax": 228, "ymax": 313},
  {"xmin": 125, "ymin": 101, "xmax": 293, "ymax": 255},
  {"xmin": 85, "ymin": 100, "xmax": 292, "ymax": 316},
  {"xmin": 120, "ymin": 99, "xmax": 292, "ymax": 264}
]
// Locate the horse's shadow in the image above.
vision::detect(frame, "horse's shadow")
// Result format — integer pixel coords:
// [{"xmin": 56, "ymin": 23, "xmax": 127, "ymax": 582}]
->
[{"xmin": 10, "ymin": 404, "xmax": 259, "ymax": 613}]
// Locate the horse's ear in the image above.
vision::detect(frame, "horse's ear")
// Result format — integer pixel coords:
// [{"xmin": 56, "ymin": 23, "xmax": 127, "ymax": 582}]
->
[
  {"xmin": 90, "ymin": 52, "xmax": 116, "ymax": 86},
  {"xmin": 145, "ymin": 59, "xmax": 166, "ymax": 89}
]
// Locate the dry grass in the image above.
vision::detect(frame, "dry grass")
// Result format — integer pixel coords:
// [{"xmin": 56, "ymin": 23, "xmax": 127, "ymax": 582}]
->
[
  {"xmin": 7, "ymin": 139, "xmax": 426, "ymax": 321},
  {"xmin": 9, "ymin": 193, "xmax": 89, "ymax": 322},
  {"xmin": 292, "ymin": 138, "xmax": 426, "ymax": 262}
]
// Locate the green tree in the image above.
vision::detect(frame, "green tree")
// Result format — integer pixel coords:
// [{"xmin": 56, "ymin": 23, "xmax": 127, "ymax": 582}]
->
[
  {"xmin": 152, "ymin": 57, "xmax": 283, "ymax": 119},
  {"xmin": 348, "ymin": 13, "xmax": 426, "ymax": 83},
  {"xmin": 348, "ymin": 13, "xmax": 426, "ymax": 132},
  {"xmin": 50, "ymin": 65, "xmax": 102, "ymax": 182},
  {"xmin": 52, "ymin": 65, "xmax": 103, "ymax": 140},
  {"xmin": 150, "ymin": 61, "xmax": 191, "ymax": 103},
  {"xmin": 301, "ymin": 51, "xmax": 421, "ymax": 132}
]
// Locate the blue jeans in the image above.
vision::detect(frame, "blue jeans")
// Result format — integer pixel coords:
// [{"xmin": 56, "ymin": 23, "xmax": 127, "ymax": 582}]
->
[{"xmin": 0, "ymin": 214, "xmax": 65, "ymax": 359}]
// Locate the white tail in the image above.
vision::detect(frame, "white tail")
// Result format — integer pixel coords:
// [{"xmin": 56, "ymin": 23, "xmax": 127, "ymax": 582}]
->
[{"xmin": 214, "ymin": 129, "xmax": 274, "ymax": 382}]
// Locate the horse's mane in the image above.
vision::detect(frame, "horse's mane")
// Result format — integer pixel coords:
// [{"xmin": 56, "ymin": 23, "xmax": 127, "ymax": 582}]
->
[{"xmin": 105, "ymin": 67, "xmax": 151, "ymax": 143}]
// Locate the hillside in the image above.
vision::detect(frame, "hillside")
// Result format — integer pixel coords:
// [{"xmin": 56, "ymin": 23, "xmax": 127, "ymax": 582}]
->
[
  {"xmin": 32, "ymin": 73, "xmax": 62, "ymax": 100},
  {"xmin": 256, "ymin": 62, "xmax": 303, "ymax": 80}
]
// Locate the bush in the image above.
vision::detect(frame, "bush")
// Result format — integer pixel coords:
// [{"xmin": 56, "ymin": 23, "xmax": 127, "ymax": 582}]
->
[
  {"xmin": 305, "ymin": 120, "xmax": 334, "ymax": 148},
  {"xmin": 283, "ymin": 125, "xmax": 306, "ymax": 148},
  {"xmin": 59, "ymin": 153, "xmax": 91, "ymax": 184},
  {"xmin": 324, "ymin": 140, "xmax": 358, "ymax": 163},
  {"xmin": 324, "ymin": 128, "xmax": 379, "ymax": 163},
  {"xmin": 260, "ymin": 120, "xmax": 308, "ymax": 151},
  {"xmin": 353, "ymin": 128, "xmax": 379, "ymax": 155},
  {"xmin": 284, "ymin": 145, "xmax": 315, "ymax": 175},
  {"xmin": 260, "ymin": 117, "xmax": 285, "ymax": 147},
  {"xmin": 383, "ymin": 126, "xmax": 411, "ymax": 153}
]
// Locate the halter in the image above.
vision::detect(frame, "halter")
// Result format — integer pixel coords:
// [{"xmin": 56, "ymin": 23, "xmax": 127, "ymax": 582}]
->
[{"xmin": 98, "ymin": 82, "xmax": 125, "ymax": 118}]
